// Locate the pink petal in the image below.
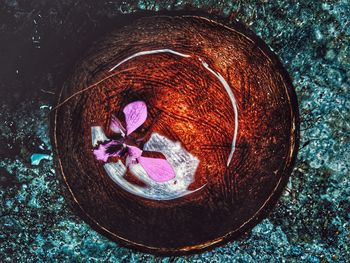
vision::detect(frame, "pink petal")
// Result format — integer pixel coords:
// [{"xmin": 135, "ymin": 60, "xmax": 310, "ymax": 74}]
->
[
  {"xmin": 138, "ymin": 156, "xmax": 176, "ymax": 182},
  {"xmin": 110, "ymin": 115, "xmax": 126, "ymax": 135},
  {"xmin": 125, "ymin": 155, "xmax": 136, "ymax": 167},
  {"xmin": 127, "ymin": 145, "xmax": 142, "ymax": 159},
  {"xmin": 93, "ymin": 140, "xmax": 122, "ymax": 162},
  {"xmin": 125, "ymin": 145, "xmax": 142, "ymax": 167},
  {"xmin": 123, "ymin": 101, "xmax": 147, "ymax": 135}
]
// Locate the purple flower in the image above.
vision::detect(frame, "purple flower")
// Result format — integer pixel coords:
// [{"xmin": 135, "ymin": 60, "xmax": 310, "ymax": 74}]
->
[{"xmin": 93, "ymin": 101, "xmax": 176, "ymax": 183}]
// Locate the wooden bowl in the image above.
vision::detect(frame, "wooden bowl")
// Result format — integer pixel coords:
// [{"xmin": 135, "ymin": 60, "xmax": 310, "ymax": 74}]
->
[{"xmin": 51, "ymin": 15, "xmax": 299, "ymax": 255}]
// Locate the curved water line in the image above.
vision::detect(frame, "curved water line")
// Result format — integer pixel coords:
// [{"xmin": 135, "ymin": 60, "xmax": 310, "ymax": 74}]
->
[
  {"xmin": 109, "ymin": 49, "xmax": 191, "ymax": 72},
  {"xmin": 200, "ymin": 59, "xmax": 239, "ymax": 166}
]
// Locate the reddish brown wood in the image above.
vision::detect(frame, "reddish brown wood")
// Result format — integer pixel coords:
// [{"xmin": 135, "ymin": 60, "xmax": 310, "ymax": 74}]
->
[{"xmin": 51, "ymin": 15, "xmax": 299, "ymax": 255}]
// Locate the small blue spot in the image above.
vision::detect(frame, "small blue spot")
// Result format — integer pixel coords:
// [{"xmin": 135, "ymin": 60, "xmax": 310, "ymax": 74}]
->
[{"xmin": 30, "ymin": 153, "xmax": 51, "ymax": 165}]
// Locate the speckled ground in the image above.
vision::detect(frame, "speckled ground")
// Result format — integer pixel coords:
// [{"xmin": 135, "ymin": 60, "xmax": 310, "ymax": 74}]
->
[{"xmin": 0, "ymin": 1, "xmax": 349, "ymax": 262}]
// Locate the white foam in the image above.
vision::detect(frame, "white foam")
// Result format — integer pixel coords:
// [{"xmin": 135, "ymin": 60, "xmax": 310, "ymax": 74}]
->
[
  {"xmin": 91, "ymin": 126, "xmax": 109, "ymax": 147},
  {"xmin": 98, "ymin": 131, "xmax": 203, "ymax": 200}
]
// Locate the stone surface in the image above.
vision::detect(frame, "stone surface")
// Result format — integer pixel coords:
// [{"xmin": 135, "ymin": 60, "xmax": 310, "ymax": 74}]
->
[{"xmin": 0, "ymin": 0, "xmax": 349, "ymax": 262}]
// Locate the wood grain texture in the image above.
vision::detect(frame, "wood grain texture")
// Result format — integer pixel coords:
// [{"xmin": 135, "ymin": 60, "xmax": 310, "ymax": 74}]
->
[{"xmin": 51, "ymin": 15, "xmax": 299, "ymax": 255}]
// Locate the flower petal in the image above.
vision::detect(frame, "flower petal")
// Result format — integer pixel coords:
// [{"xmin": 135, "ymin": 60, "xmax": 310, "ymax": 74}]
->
[
  {"xmin": 123, "ymin": 101, "xmax": 147, "ymax": 135},
  {"xmin": 125, "ymin": 145, "xmax": 142, "ymax": 167},
  {"xmin": 127, "ymin": 145, "xmax": 142, "ymax": 159},
  {"xmin": 93, "ymin": 140, "xmax": 123, "ymax": 162},
  {"xmin": 138, "ymin": 156, "xmax": 176, "ymax": 182},
  {"xmin": 110, "ymin": 115, "xmax": 126, "ymax": 136}
]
